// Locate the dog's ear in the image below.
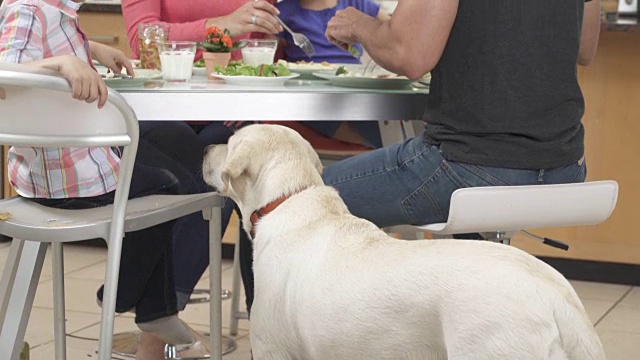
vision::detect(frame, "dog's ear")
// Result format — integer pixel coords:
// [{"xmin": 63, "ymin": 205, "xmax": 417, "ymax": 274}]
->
[
  {"xmin": 221, "ymin": 139, "xmax": 252, "ymax": 187},
  {"xmin": 314, "ymin": 157, "xmax": 324, "ymax": 175},
  {"xmin": 306, "ymin": 145, "xmax": 324, "ymax": 175}
]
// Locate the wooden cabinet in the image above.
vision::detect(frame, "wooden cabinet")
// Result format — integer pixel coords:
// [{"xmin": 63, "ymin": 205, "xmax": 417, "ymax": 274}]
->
[
  {"xmin": 513, "ymin": 30, "xmax": 640, "ymax": 265},
  {"xmin": 79, "ymin": 12, "xmax": 132, "ymax": 58}
]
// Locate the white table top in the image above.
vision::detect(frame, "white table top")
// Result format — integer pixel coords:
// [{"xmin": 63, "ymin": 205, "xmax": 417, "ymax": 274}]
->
[{"xmin": 114, "ymin": 76, "xmax": 429, "ymax": 121}]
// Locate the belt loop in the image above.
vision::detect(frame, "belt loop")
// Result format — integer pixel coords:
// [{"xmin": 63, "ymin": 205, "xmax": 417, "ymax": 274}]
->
[{"xmin": 537, "ymin": 169, "xmax": 545, "ymax": 183}]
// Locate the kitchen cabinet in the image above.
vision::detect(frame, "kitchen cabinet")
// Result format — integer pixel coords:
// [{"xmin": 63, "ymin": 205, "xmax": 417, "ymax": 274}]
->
[
  {"xmin": 512, "ymin": 28, "xmax": 640, "ymax": 265},
  {"xmin": 79, "ymin": 12, "xmax": 132, "ymax": 58}
]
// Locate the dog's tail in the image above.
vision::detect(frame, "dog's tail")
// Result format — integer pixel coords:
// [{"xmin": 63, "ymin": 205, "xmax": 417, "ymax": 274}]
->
[{"xmin": 551, "ymin": 288, "xmax": 606, "ymax": 360}]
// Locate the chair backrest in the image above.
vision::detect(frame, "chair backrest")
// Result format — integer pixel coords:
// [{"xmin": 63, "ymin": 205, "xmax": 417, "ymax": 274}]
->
[
  {"xmin": 420, "ymin": 181, "xmax": 619, "ymax": 235},
  {"xmin": 0, "ymin": 62, "xmax": 139, "ymax": 238}
]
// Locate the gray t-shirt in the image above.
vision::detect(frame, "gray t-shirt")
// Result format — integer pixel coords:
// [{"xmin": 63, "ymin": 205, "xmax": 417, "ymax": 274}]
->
[{"xmin": 424, "ymin": 0, "xmax": 589, "ymax": 169}]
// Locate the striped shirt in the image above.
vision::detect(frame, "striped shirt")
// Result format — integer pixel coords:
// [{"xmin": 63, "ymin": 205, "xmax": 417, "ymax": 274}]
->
[{"xmin": 0, "ymin": 0, "xmax": 120, "ymax": 198}]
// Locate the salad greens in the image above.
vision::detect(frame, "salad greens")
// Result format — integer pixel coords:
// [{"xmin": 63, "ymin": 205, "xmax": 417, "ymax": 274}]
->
[
  {"xmin": 335, "ymin": 66, "xmax": 349, "ymax": 76},
  {"xmin": 348, "ymin": 45, "xmax": 360, "ymax": 58},
  {"xmin": 214, "ymin": 61, "xmax": 292, "ymax": 77},
  {"xmin": 193, "ymin": 59, "xmax": 205, "ymax": 68}
]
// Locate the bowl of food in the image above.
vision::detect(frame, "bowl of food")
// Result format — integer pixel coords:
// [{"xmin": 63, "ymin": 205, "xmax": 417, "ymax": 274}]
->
[{"xmin": 192, "ymin": 58, "xmax": 208, "ymax": 76}]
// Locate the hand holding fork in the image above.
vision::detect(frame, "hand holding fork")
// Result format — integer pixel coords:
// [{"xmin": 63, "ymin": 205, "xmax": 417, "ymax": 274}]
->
[{"xmin": 276, "ymin": 17, "xmax": 316, "ymax": 58}]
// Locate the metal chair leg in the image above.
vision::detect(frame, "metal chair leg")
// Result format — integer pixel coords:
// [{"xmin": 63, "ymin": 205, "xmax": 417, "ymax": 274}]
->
[
  {"xmin": 97, "ymin": 234, "xmax": 124, "ymax": 360},
  {"xmin": 229, "ymin": 227, "xmax": 242, "ymax": 336},
  {"xmin": 0, "ymin": 240, "xmax": 47, "ymax": 360},
  {"xmin": 204, "ymin": 207, "xmax": 222, "ymax": 360},
  {"xmin": 52, "ymin": 242, "xmax": 67, "ymax": 360},
  {"xmin": 0, "ymin": 239, "xmax": 25, "ymax": 328}
]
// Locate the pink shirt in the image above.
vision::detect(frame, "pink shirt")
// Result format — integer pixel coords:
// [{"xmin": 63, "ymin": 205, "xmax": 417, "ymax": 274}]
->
[
  {"xmin": 0, "ymin": 0, "xmax": 121, "ymax": 199},
  {"xmin": 122, "ymin": 0, "xmax": 276, "ymax": 61}
]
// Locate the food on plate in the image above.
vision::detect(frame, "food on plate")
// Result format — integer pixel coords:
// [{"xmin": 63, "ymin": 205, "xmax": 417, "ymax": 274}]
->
[
  {"xmin": 193, "ymin": 59, "xmax": 206, "ymax": 68},
  {"xmin": 277, "ymin": 59, "xmax": 335, "ymax": 70},
  {"xmin": 347, "ymin": 45, "xmax": 360, "ymax": 58},
  {"xmin": 333, "ymin": 65, "xmax": 407, "ymax": 79},
  {"xmin": 215, "ymin": 61, "xmax": 292, "ymax": 77}
]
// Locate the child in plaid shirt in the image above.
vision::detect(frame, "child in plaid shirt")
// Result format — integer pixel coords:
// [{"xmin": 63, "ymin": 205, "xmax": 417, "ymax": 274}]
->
[{"xmin": 0, "ymin": 0, "xmax": 209, "ymax": 356}]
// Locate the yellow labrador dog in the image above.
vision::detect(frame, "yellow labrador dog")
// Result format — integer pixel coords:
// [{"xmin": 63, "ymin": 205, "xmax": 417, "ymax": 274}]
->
[{"xmin": 203, "ymin": 125, "xmax": 605, "ymax": 360}]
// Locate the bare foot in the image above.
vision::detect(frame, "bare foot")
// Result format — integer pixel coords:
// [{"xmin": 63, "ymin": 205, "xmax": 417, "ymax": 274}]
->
[{"xmin": 135, "ymin": 331, "xmax": 166, "ymax": 360}]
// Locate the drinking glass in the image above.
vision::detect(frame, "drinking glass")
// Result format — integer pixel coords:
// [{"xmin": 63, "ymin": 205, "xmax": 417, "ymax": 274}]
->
[
  {"xmin": 158, "ymin": 41, "xmax": 197, "ymax": 82},
  {"xmin": 241, "ymin": 40, "xmax": 278, "ymax": 66},
  {"xmin": 138, "ymin": 23, "xmax": 170, "ymax": 70}
]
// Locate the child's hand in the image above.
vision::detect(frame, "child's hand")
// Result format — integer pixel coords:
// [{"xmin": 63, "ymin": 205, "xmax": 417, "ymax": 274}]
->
[
  {"xmin": 28, "ymin": 55, "xmax": 109, "ymax": 108},
  {"xmin": 89, "ymin": 41, "xmax": 135, "ymax": 77}
]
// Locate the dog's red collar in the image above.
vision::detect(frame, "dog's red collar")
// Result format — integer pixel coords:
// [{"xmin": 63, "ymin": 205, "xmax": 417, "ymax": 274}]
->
[{"xmin": 249, "ymin": 191, "xmax": 300, "ymax": 238}]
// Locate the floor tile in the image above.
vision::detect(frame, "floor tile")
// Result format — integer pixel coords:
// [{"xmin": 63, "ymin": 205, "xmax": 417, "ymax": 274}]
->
[
  {"xmin": 64, "ymin": 259, "xmax": 107, "ymax": 281},
  {"xmin": 24, "ymin": 307, "xmax": 100, "ymax": 348},
  {"xmin": 33, "ymin": 277, "xmax": 105, "ymax": 314},
  {"xmin": 178, "ymin": 268, "xmax": 249, "ymax": 331},
  {"xmin": 27, "ymin": 319, "xmax": 250, "ymax": 360},
  {"xmin": 29, "ymin": 316, "xmax": 137, "ymax": 360},
  {"xmin": 221, "ymin": 333, "xmax": 252, "ymax": 360},
  {"xmin": 581, "ymin": 299, "xmax": 617, "ymax": 324},
  {"xmin": 596, "ymin": 302, "xmax": 640, "ymax": 333},
  {"xmin": 569, "ymin": 280, "xmax": 632, "ymax": 302},
  {"xmin": 620, "ymin": 286, "xmax": 640, "ymax": 305},
  {"xmin": 597, "ymin": 330, "xmax": 640, "ymax": 360},
  {"xmin": 0, "ymin": 242, "xmax": 107, "ymax": 285}
]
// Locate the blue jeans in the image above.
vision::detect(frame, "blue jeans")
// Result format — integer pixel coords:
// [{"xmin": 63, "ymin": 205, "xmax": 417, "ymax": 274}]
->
[{"xmin": 322, "ymin": 132, "xmax": 587, "ymax": 227}]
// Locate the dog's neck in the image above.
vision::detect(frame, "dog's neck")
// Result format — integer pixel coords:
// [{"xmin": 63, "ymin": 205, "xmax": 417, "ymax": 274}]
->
[{"xmin": 248, "ymin": 188, "xmax": 306, "ymax": 238}]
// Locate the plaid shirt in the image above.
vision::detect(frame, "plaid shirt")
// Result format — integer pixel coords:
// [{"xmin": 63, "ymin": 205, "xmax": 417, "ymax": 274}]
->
[{"xmin": 0, "ymin": 0, "xmax": 120, "ymax": 198}]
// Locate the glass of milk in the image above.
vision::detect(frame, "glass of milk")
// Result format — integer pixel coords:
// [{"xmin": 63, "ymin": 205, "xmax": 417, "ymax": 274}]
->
[
  {"xmin": 158, "ymin": 41, "xmax": 197, "ymax": 82},
  {"xmin": 241, "ymin": 40, "xmax": 278, "ymax": 66}
]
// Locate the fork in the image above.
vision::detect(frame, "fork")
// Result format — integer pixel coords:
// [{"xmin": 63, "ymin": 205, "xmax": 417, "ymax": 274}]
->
[{"xmin": 276, "ymin": 17, "xmax": 316, "ymax": 58}]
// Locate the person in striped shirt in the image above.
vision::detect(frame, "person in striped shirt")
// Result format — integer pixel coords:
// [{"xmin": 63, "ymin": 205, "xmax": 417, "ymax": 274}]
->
[{"xmin": 0, "ymin": 0, "xmax": 211, "ymax": 357}]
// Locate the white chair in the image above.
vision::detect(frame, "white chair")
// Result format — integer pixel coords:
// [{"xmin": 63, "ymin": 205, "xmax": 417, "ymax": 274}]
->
[
  {"xmin": 0, "ymin": 63, "xmax": 224, "ymax": 360},
  {"xmin": 386, "ymin": 181, "xmax": 619, "ymax": 248}
]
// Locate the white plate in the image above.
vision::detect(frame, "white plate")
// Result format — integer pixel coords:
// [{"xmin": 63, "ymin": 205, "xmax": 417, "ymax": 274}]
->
[
  {"xmin": 284, "ymin": 63, "xmax": 337, "ymax": 79},
  {"xmin": 214, "ymin": 73, "xmax": 300, "ymax": 86},
  {"xmin": 313, "ymin": 72, "xmax": 414, "ymax": 90},
  {"xmin": 102, "ymin": 69, "xmax": 163, "ymax": 88},
  {"xmin": 288, "ymin": 67, "xmax": 335, "ymax": 80}
]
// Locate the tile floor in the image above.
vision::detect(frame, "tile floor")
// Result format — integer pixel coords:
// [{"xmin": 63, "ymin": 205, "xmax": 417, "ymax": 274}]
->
[{"xmin": 1, "ymin": 241, "xmax": 639, "ymax": 359}]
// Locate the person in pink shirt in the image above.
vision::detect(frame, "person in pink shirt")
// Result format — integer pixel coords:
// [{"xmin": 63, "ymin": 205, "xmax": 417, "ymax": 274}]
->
[{"xmin": 123, "ymin": 0, "xmax": 281, "ymax": 62}]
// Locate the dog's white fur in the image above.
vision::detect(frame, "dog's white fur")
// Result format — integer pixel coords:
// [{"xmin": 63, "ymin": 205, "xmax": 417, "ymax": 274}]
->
[{"xmin": 203, "ymin": 125, "xmax": 605, "ymax": 360}]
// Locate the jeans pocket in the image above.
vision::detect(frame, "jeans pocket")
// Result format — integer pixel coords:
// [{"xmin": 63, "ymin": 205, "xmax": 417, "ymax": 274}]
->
[
  {"xmin": 450, "ymin": 163, "xmax": 511, "ymax": 187},
  {"xmin": 400, "ymin": 161, "xmax": 467, "ymax": 225}
]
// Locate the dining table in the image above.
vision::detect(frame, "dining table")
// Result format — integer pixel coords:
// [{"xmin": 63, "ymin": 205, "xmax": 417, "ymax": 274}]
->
[
  {"xmin": 113, "ymin": 74, "xmax": 429, "ymax": 146},
  {"xmin": 114, "ymin": 75, "xmax": 429, "ymax": 122}
]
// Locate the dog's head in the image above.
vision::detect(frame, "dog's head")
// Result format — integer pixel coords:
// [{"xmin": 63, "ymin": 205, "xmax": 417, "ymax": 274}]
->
[{"xmin": 203, "ymin": 124, "xmax": 324, "ymax": 218}]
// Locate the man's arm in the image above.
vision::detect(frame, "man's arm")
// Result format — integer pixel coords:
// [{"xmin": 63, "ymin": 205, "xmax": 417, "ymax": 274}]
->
[
  {"xmin": 578, "ymin": 0, "xmax": 600, "ymax": 66},
  {"xmin": 326, "ymin": 0, "xmax": 458, "ymax": 79}
]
